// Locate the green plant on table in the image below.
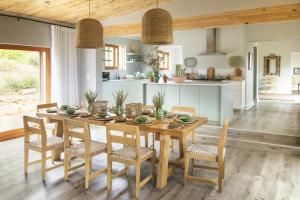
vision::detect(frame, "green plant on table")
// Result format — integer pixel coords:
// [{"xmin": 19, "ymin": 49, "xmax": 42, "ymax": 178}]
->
[
  {"xmin": 152, "ymin": 92, "xmax": 165, "ymax": 120},
  {"xmin": 84, "ymin": 90, "xmax": 98, "ymax": 113},
  {"xmin": 113, "ymin": 89, "xmax": 128, "ymax": 116}
]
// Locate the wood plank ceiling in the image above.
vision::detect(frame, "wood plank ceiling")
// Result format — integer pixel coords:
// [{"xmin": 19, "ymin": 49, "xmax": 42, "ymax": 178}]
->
[
  {"xmin": 104, "ymin": 3, "xmax": 300, "ymax": 37},
  {"xmin": 0, "ymin": 0, "xmax": 172, "ymax": 24}
]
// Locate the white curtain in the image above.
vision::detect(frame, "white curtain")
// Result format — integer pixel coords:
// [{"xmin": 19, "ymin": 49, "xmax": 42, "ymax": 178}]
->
[{"xmin": 51, "ymin": 25, "xmax": 79, "ymax": 105}]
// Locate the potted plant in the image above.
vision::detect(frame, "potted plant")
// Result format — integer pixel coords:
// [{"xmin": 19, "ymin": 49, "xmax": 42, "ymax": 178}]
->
[
  {"xmin": 113, "ymin": 89, "xmax": 128, "ymax": 116},
  {"xmin": 163, "ymin": 74, "xmax": 168, "ymax": 83},
  {"xmin": 84, "ymin": 90, "xmax": 98, "ymax": 113},
  {"xmin": 144, "ymin": 47, "xmax": 163, "ymax": 83},
  {"xmin": 173, "ymin": 64, "xmax": 186, "ymax": 83},
  {"xmin": 147, "ymin": 70, "xmax": 154, "ymax": 82},
  {"xmin": 152, "ymin": 92, "xmax": 165, "ymax": 120}
]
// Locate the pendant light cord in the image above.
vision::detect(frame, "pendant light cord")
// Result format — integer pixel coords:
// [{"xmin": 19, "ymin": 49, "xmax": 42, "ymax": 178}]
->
[{"xmin": 156, "ymin": 0, "xmax": 158, "ymax": 8}]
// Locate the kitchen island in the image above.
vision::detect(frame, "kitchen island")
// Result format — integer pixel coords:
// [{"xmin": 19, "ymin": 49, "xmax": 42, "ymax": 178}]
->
[{"xmin": 143, "ymin": 80, "xmax": 234, "ymax": 124}]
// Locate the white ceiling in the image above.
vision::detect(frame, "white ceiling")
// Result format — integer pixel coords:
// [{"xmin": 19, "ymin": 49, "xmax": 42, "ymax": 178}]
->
[{"xmin": 102, "ymin": 0, "xmax": 299, "ymax": 25}]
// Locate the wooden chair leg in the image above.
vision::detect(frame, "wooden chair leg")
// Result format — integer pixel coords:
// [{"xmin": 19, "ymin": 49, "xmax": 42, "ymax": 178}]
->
[
  {"xmin": 24, "ymin": 146, "xmax": 29, "ymax": 175},
  {"xmin": 64, "ymin": 152, "xmax": 69, "ymax": 180},
  {"xmin": 218, "ymin": 162, "xmax": 223, "ymax": 192},
  {"xmin": 135, "ymin": 162, "xmax": 141, "ymax": 198},
  {"xmin": 85, "ymin": 157, "xmax": 90, "ymax": 189},
  {"xmin": 151, "ymin": 152, "xmax": 156, "ymax": 183},
  {"xmin": 145, "ymin": 135, "xmax": 149, "ymax": 148},
  {"xmin": 107, "ymin": 157, "xmax": 112, "ymax": 193},
  {"xmin": 222, "ymin": 160, "xmax": 225, "ymax": 179},
  {"xmin": 41, "ymin": 151, "xmax": 46, "ymax": 181},
  {"xmin": 184, "ymin": 155, "xmax": 190, "ymax": 186},
  {"xmin": 125, "ymin": 164, "xmax": 130, "ymax": 176},
  {"xmin": 190, "ymin": 158, "xmax": 194, "ymax": 175}
]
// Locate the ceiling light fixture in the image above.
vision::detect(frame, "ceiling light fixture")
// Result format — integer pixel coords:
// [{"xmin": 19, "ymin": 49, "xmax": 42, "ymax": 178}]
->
[
  {"xmin": 141, "ymin": 0, "xmax": 173, "ymax": 45},
  {"xmin": 76, "ymin": 0, "xmax": 103, "ymax": 48}
]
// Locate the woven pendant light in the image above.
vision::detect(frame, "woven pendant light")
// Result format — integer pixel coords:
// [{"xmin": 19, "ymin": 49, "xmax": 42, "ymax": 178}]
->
[
  {"xmin": 141, "ymin": 0, "xmax": 173, "ymax": 45},
  {"xmin": 76, "ymin": 0, "xmax": 103, "ymax": 48}
]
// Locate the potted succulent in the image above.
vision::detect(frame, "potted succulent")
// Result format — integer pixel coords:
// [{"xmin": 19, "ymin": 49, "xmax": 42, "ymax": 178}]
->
[
  {"xmin": 144, "ymin": 47, "xmax": 163, "ymax": 83},
  {"xmin": 152, "ymin": 92, "xmax": 165, "ymax": 120},
  {"xmin": 84, "ymin": 90, "xmax": 98, "ymax": 113},
  {"xmin": 113, "ymin": 89, "xmax": 128, "ymax": 117}
]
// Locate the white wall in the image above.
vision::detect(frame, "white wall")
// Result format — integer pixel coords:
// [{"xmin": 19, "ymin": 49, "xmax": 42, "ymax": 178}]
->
[
  {"xmin": 173, "ymin": 26, "xmax": 246, "ymax": 76},
  {"xmin": 256, "ymin": 40, "xmax": 300, "ymax": 94},
  {"xmin": 0, "ymin": 16, "xmax": 51, "ymax": 48},
  {"xmin": 77, "ymin": 49, "xmax": 97, "ymax": 104}
]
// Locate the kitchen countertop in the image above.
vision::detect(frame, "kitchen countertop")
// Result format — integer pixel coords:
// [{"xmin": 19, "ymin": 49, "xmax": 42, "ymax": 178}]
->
[
  {"xmin": 145, "ymin": 80, "xmax": 234, "ymax": 86},
  {"xmin": 103, "ymin": 79, "xmax": 148, "ymax": 82}
]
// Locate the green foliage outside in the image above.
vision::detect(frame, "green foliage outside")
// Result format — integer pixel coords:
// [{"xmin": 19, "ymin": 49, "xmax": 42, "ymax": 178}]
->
[
  {"xmin": 0, "ymin": 49, "xmax": 39, "ymax": 93},
  {"xmin": 4, "ymin": 76, "xmax": 38, "ymax": 92}
]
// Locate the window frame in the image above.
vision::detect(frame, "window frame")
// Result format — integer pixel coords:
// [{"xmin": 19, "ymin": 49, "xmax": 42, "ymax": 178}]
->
[{"xmin": 104, "ymin": 44, "xmax": 119, "ymax": 70}]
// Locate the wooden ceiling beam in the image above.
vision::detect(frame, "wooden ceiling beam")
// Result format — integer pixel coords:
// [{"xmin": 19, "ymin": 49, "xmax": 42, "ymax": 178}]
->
[{"xmin": 103, "ymin": 3, "xmax": 300, "ymax": 37}]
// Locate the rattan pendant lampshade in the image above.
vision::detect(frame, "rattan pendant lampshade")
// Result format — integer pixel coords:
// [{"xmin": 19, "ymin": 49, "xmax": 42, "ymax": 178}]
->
[
  {"xmin": 76, "ymin": 0, "xmax": 103, "ymax": 48},
  {"xmin": 141, "ymin": 1, "xmax": 173, "ymax": 45}
]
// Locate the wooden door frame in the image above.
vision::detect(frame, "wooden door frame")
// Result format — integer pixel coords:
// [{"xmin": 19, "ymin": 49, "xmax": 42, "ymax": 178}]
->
[{"xmin": 0, "ymin": 44, "xmax": 51, "ymax": 141}]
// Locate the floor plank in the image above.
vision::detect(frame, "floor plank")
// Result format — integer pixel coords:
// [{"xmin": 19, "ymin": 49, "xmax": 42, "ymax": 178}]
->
[{"xmin": 1, "ymin": 129, "xmax": 300, "ymax": 200}]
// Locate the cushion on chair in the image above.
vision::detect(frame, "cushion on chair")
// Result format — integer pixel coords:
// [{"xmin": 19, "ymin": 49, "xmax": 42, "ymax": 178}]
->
[
  {"xmin": 187, "ymin": 143, "xmax": 218, "ymax": 157},
  {"xmin": 65, "ymin": 141, "xmax": 106, "ymax": 156},
  {"xmin": 111, "ymin": 146, "xmax": 153, "ymax": 161},
  {"xmin": 29, "ymin": 136, "xmax": 64, "ymax": 150}
]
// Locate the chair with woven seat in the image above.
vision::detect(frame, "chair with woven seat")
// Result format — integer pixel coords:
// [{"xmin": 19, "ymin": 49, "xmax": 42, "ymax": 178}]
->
[
  {"xmin": 23, "ymin": 116, "xmax": 64, "ymax": 181},
  {"xmin": 63, "ymin": 119, "xmax": 107, "ymax": 189},
  {"xmin": 171, "ymin": 106, "xmax": 196, "ymax": 152},
  {"xmin": 106, "ymin": 123, "xmax": 156, "ymax": 198},
  {"xmin": 125, "ymin": 104, "xmax": 155, "ymax": 149},
  {"xmin": 36, "ymin": 103, "xmax": 59, "ymax": 135},
  {"xmin": 184, "ymin": 119, "xmax": 229, "ymax": 192}
]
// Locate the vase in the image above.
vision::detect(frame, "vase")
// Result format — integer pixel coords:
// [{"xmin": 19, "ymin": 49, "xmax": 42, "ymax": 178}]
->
[
  {"xmin": 154, "ymin": 71, "xmax": 160, "ymax": 83},
  {"xmin": 87, "ymin": 102, "xmax": 95, "ymax": 113},
  {"xmin": 115, "ymin": 105, "xmax": 123, "ymax": 116},
  {"xmin": 154, "ymin": 108, "xmax": 164, "ymax": 120}
]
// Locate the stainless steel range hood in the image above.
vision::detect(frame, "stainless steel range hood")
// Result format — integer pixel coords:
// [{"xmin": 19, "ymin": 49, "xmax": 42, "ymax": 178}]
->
[{"xmin": 199, "ymin": 28, "xmax": 226, "ymax": 56}]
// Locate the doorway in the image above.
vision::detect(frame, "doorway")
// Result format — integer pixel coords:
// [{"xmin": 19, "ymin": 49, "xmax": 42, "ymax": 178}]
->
[{"xmin": 0, "ymin": 44, "xmax": 51, "ymax": 140}]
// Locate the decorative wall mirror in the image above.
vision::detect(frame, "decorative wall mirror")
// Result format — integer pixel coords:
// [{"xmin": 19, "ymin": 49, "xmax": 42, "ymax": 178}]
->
[{"xmin": 264, "ymin": 54, "xmax": 281, "ymax": 76}]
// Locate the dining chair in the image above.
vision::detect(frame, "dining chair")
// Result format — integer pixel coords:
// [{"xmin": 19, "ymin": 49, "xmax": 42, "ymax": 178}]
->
[
  {"xmin": 125, "ymin": 104, "xmax": 155, "ymax": 149},
  {"xmin": 23, "ymin": 115, "xmax": 64, "ymax": 181},
  {"xmin": 106, "ymin": 123, "xmax": 156, "ymax": 198},
  {"xmin": 184, "ymin": 119, "xmax": 229, "ymax": 192},
  {"xmin": 36, "ymin": 103, "xmax": 59, "ymax": 135},
  {"xmin": 171, "ymin": 106, "xmax": 196, "ymax": 152},
  {"xmin": 63, "ymin": 119, "xmax": 107, "ymax": 189}
]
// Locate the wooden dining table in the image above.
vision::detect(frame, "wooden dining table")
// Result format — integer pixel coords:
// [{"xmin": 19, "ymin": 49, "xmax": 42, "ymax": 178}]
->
[{"xmin": 37, "ymin": 111, "xmax": 208, "ymax": 189}]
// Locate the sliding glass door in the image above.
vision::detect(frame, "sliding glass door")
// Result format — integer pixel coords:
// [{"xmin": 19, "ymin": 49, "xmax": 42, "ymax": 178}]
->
[{"xmin": 0, "ymin": 44, "xmax": 50, "ymax": 140}]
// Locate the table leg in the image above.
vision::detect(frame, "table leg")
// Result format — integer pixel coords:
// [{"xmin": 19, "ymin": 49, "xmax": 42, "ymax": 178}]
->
[
  {"xmin": 179, "ymin": 134, "xmax": 188, "ymax": 159},
  {"xmin": 156, "ymin": 134, "xmax": 170, "ymax": 189},
  {"xmin": 51, "ymin": 120, "xmax": 63, "ymax": 161}
]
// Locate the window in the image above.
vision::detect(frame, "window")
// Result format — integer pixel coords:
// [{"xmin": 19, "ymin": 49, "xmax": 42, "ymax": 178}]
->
[
  {"xmin": 0, "ymin": 44, "xmax": 51, "ymax": 140},
  {"xmin": 104, "ymin": 44, "xmax": 126, "ymax": 70},
  {"xmin": 158, "ymin": 50, "xmax": 170, "ymax": 70}
]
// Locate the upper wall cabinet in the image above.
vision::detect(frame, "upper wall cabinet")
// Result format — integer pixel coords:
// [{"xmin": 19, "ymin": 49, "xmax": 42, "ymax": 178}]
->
[{"xmin": 263, "ymin": 54, "xmax": 281, "ymax": 76}]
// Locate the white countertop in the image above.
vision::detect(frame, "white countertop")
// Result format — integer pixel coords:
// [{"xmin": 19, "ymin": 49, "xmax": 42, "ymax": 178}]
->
[
  {"xmin": 145, "ymin": 80, "xmax": 234, "ymax": 86},
  {"xmin": 103, "ymin": 79, "xmax": 148, "ymax": 82}
]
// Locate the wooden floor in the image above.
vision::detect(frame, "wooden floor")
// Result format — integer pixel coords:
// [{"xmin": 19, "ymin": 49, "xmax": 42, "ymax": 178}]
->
[
  {"xmin": 229, "ymin": 100, "xmax": 300, "ymax": 136},
  {"xmin": 1, "ymin": 127, "xmax": 300, "ymax": 200}
]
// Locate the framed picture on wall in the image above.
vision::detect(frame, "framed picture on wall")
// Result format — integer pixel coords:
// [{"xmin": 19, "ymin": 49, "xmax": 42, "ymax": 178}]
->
[
  {"xmin": 294, "ymin": 68, "xmax": 300, "ymax": 75},
  {"xmin": 247, "ymin": 52, "xmax": 253, "ymax": 70}
]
